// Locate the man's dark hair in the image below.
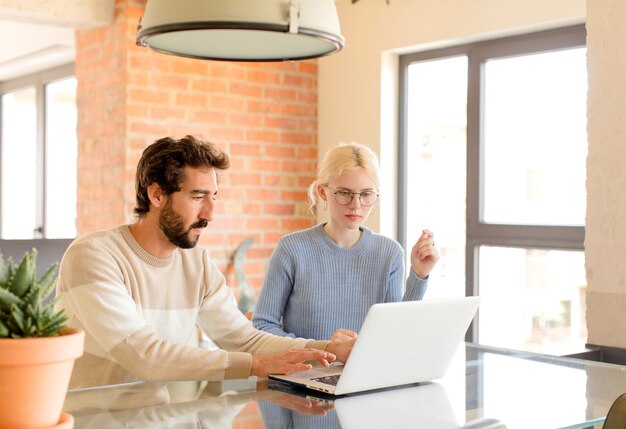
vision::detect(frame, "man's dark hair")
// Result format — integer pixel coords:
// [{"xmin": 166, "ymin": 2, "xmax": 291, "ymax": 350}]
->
[{"xmin": 134, "ymin": 135, "xmax": 230, "ymax": 218}]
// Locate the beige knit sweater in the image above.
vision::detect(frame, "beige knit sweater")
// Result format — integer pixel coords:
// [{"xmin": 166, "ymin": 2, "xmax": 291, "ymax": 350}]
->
[{"xmin": 57, "ymin": 225, "xmax": 328, "ymax": 389}]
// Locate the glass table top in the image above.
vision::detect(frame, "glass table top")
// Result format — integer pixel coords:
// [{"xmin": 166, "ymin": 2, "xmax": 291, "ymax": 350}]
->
[{"xmin": 64, "ymin": 343, "xmax": 626, "ymax": 428}]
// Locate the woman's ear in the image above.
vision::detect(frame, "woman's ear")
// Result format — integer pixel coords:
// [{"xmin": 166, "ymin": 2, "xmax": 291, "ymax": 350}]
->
[
  {"xmin": 317, "ymin": 184, "xmax": 327, "ymax": 201},
  {"xmin": 147, "ymin": 182, "xmax": 164, "ymax": 209}
]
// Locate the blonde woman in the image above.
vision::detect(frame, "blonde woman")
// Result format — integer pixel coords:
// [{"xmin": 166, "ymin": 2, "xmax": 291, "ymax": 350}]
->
[{"xmin": 253, "ymin": 142, "xmax": 439, "ymax": 340}]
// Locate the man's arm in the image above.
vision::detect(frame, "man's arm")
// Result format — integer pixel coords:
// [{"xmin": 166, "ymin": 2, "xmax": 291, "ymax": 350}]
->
[{"xmin": 58, "ymin": 239, "xmax": 254, "ymax": 383}]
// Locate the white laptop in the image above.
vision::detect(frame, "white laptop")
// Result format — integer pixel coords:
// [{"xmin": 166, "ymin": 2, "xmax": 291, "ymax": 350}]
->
[{"xmin": 269, "ymin": 296, "xmax": 481, "ymax": 396}]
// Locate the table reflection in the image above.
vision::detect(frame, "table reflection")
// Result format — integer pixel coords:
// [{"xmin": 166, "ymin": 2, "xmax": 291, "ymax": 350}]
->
[
  {"xmin": 65, "ymin": 377, "xmax": 505, "ymax": 428},
  {"xmin": 63, "ymin": 343, "xmax": 626, "ymax": 429},
  {"xmin": 65, "ymin": 380, "xmax": 255, "ymax": 428},
  {"xmin": 258, "ymin": 382, "xmax": 462, "ymax": 429}
]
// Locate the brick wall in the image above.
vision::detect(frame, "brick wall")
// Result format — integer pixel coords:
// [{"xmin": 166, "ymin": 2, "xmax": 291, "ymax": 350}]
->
[{"xmin": 75, "ymin": 0, "xmax": 318, "ymax": 294}]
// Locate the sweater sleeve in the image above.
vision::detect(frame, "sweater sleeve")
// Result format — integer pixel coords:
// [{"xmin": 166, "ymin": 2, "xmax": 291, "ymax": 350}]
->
[
  {"xmin": 383, "ymin": 243, "xmax": 428, "ymax": 302},
  {"xmin": 252, "ymin": 242, "xmax": 297, "ymax": 338},
  {"xmin": 403, "ymin": 269, "xmax": 428, "ymax": 301}
]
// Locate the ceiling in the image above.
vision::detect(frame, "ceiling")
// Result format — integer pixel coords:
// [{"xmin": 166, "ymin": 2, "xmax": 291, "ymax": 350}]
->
[
  {"xmin": 0, "ymin": 19, "xmax": 75, "ymax": 81},
  {"xmin": 0, "ymin": 0, "xmax": 114, "ymax": 82}
]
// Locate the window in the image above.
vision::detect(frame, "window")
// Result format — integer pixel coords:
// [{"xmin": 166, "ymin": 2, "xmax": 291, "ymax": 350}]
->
[
  {"xmin": 0, "ymin": 64, "xmax": 77, "ymax": 239},
  {"xmin": 399, "ymin": 25, "xmax": 587, "ymax": 354}
]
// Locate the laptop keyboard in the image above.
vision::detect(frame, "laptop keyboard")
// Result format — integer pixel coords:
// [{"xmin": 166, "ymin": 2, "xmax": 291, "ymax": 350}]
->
[{"xmin": 312, "ymin": 374, "xmax": 340, "ymax": 386}]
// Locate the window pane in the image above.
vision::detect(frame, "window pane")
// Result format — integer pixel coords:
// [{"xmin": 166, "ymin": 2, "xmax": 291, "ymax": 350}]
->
[
  {"xmin": 1, "ymin": 88, "xmax": 38, "ymax": 239},
  {"xmin": 406, "ymin": 56, "xmax": 468, "ymax": 298},
  {"xmin": 478, "ymin": 246, "xmax": 587, "ymax": 354},
  {"xmin": 45, "ymin": 78, "xmax": 77, "ymax": 238},
  {"xmin": 482, "ymin": 48, "xmax": 587, "ymax": 226}
]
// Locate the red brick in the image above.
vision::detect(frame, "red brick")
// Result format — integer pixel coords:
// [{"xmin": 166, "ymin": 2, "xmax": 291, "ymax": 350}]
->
[
  {"xmin": 281, "ymin": 132, "xmax": 315, "ymax": 145},
  {"xmin": 230, "ymin": 143, "xmax": 262, "ymax": 157},
  {"xmin": 191, "ymin": 110, "xmax": 228, "ymax": 124},
  {"xmin": 254, "ymin": 159, "xmax": 281, "ymax": 172},
  {"xmin": 129, "ymin": 88, "xmax": 170, "ymax": 104},
  {"xmin": 208, "ymin": 126, "xmax": 245, "ymax": 141},
  {"xmin": 246, "ymin": 130, "xmax": 280, "ymax": 143},
  {"xmin": 245, "ymin": 187, "xmax": 278, "ymax": 201},
  {"xmin": 282, "ymin": 189, "xmax": 309, "ymax": 201},
  {"xmin": 191, "ymin": 78, "xmax": 229, "ymax": 93},
  {"xmin": 283, "ymin": 103, "xmax": 315, "ymax": 117},
  {"xmin": 265, "ymin": 145, "xmax": 296, "ymax": 158},
  {"xmin": 265, "ymin": 87, "xmax": 298, "ymax": 101},
  {"xmin": 263, "ymin": 175, "xmax": 297, "ymax": 187},
  {"xmin": 150, "ymin": 74, "xmax": 189, "ymax": 89},
  {"xmin": 281, "ymin": 160, "xmax": 315, "ymax": 173},
  {"xmin": 282, "ymin": 218, "xmax": 314, "ymax": 230},
  {"xmin": 171, "ymin": 60, "xmax": 209, "ymax": 76},
  {"xmin": 130, "ymin": 121, "xmax": 169, "ymax": 135},
  {"xmin": 229, "ymin": 81, "xmax": 264, "ymax": 98},
  {"xmin": 298, "ymin": 176, "xmax": 315, "ymax": 187},
  {"xmin": 248, "ymin": 247, "xmax": 273, "ymax": 259},
  {"xmin": 264, "ymin": 204, "xmax": 295, "ymax": 215},
  {"xmin": 151, "ymin": 106, "xmax": 187, "ymax": 120},
  {"xmin": 299, "ymin": 89, "xmax": 318, "ymax": 103},
  {"xmin": 229, "ymin": 112, "xmax": 264, "ymax": 127},
  {"xmin": 246, "ymin": 99, "xmax": 273, "ymax": 114},
  {"xmin": 246, "ymin": 217, "xmax": 279, "ymax": 230},
  {"xmin": 296, "ymin": 151, "xmax": 317, "ymax": 169},
  {"xmin": 298, "ymin": 61, "xmax": 318, "ymax": 74},
  {"xmin": 210, "ymin": 94, "xmax": 245, "ymax": 111},
  {"xmin": 244, "ymin": 261, "xmax": 265, "ymax": 276},
  {"xmin": 265, "ymin": 116, "xmax": 298, "ymax": 130},
  {"xmin": 284, "ymin": 74, "xmax": 315, "ymax": 88},
  {"xmin": 175, "ymin": 92, "xmax": 208, "ymax": 107},
  {"xmin": 230, "ymin": 174, "xmax": 263, "ymax": 186},
  {"xmin": 243, "ymin": 203, "xmax": 263, "ymax": 215}
]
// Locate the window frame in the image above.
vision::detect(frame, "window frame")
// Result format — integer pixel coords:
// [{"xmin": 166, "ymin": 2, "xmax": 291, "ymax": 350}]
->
[
  {"xmin": 398, "ymin": 25, "xmax": 587, "ymax": 342},
  {"xmin": 0, "ymin": 63, "xmax": 75, "ymax": 239}
]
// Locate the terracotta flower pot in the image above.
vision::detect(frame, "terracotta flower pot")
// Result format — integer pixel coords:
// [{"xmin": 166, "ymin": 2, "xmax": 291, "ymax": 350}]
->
[{"xmin": 0, "ymin": 327, "xmax": 84, "ymax": 429}]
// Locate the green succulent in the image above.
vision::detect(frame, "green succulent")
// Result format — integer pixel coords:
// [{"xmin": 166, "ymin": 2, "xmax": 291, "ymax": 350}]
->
[{"xmin": 0, "ymin": 248, "xmax": 68, "ymax": 338}]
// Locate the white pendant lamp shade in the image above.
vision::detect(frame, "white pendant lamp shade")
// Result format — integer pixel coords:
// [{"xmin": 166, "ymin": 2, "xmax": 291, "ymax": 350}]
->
[{"xmin": 136, "ymin": 0, "xmax": 345, "ymax": 62}]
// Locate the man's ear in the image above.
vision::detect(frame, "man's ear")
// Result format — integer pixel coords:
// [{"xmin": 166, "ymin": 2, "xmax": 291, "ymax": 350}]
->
[{"xmin": 147, "ymin": 182, "xmax": 165, "ymax": 209}]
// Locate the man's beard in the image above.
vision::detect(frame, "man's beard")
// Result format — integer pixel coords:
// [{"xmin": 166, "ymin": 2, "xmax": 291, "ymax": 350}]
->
[{"xmin": 159, "ymin": 199, "xmax": 208, "ymax": 249}]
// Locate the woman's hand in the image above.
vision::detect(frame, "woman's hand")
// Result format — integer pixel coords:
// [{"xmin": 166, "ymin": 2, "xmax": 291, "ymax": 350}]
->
[
  {"xmin": 410, "ymin": 229, "xmax": 440, "ymax": 279},
  {"xmin": 329, "ymin": 328, "xmax": 358, "ymax": 343},
  {"xmin": 325, "ymin": 337, "xmax": 355, "ymax": 363}
]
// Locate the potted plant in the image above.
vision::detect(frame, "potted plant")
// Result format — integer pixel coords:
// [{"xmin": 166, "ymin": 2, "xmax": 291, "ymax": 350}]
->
[
  {"xmin": 0, "ymin": 248, "xmax": 84, "ymax": 429},
  {"xmin": 232, "ymin": 237, "xmax": 256, "ymax": 319}
]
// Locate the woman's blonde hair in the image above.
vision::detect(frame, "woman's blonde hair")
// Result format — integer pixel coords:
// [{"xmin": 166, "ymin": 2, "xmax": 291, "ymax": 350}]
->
[{"xmin": 308, "ymin": 142, "xmax": 380, "ymax": 217}]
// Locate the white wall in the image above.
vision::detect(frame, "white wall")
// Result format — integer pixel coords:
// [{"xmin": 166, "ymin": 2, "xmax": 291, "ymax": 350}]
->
[
  {"xmin": 318, "ymin": 0, "xmax": 585, "ymax": 237},
  {"xmin": 585, "ymin": 0, "xmax": 626, "ymax": 348}
]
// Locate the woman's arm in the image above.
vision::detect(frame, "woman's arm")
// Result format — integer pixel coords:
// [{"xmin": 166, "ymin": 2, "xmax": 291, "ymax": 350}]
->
[{"xmin": 252, "ymin": 243, "xmax": 297, "ymax": 337}]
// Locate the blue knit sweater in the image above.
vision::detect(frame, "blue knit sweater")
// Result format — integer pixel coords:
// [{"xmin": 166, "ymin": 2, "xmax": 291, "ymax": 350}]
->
[{"xmin": 252, "ymin": 224, "xmax": 428, "ymax": 340}]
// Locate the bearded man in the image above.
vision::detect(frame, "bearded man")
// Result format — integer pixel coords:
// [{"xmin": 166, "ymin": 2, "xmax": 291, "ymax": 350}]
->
[{"xmin": 57, "ymin": 135, "xmax": 353, "ymax": 389}]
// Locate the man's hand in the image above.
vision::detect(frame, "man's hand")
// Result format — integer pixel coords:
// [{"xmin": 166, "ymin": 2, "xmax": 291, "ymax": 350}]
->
[
  {"xmin": 325, "ymin": 337, "xmax": 355, "ymax": 363},
  {"xmin": 250, "ymin": 348, "xmax": 336, "ymax": 378}
]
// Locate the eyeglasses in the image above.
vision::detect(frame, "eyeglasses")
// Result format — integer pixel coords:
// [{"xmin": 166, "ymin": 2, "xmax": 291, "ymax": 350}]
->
[{"xmin": 326, "ymin": 187, "xmax": 379, "ymax": 206}]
